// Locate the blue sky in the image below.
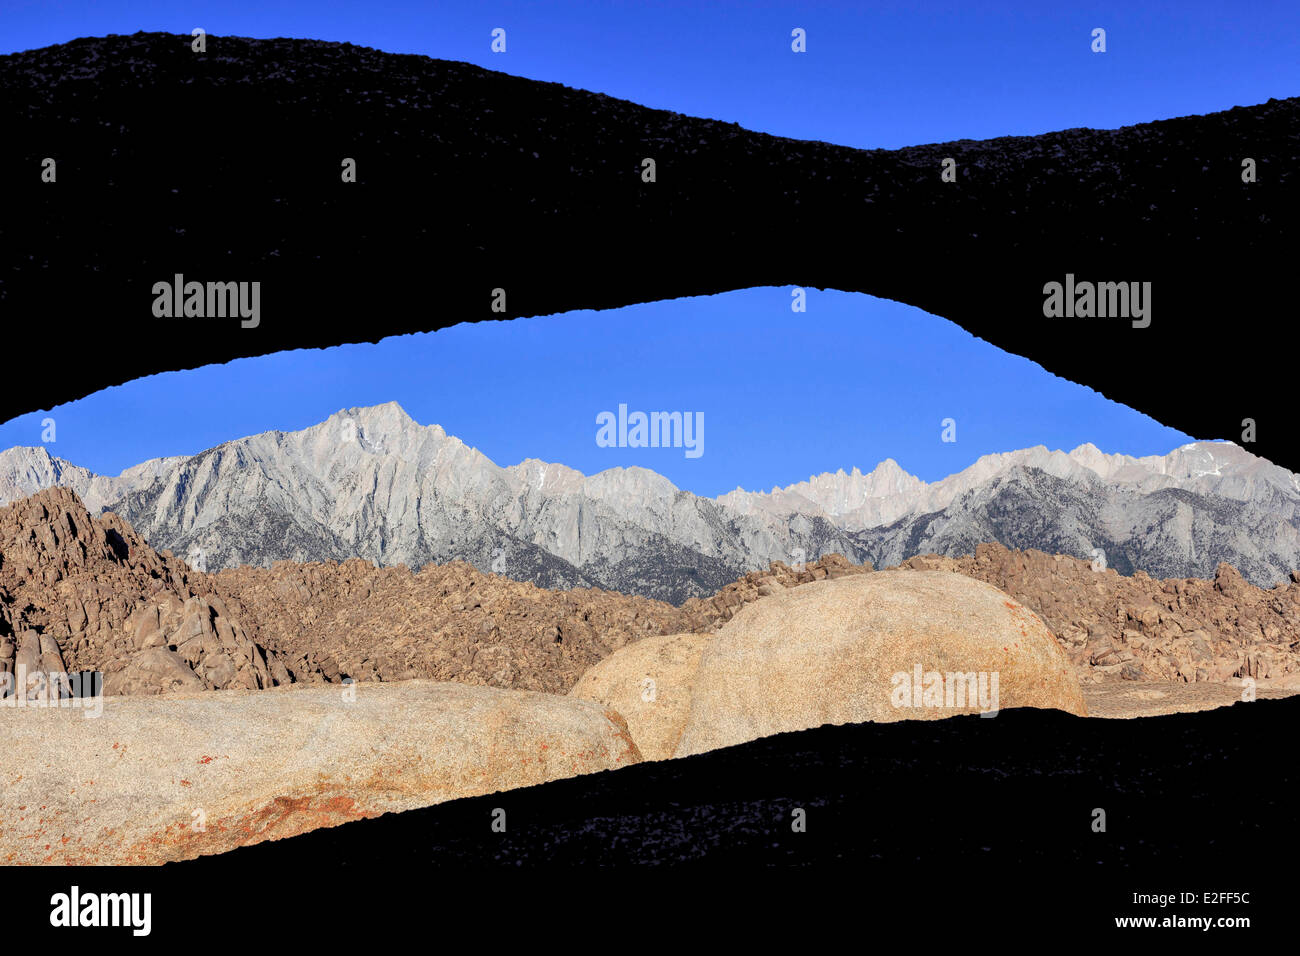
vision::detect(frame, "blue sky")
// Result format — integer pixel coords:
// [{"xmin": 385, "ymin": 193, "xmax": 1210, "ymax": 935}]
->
[
  {"xmin": 4, "ymin": 1, "xmax": 1297, "ymax": 148},
  {"xmin": 0, "ymin": 291, "xmax": 1194, "ymax": 496},
  {"xmin": 3, "ymin": 2, "xmax": 1291, "ymax": 494}
]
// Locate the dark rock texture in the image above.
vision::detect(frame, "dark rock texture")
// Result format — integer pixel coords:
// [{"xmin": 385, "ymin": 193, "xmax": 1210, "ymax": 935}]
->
[
  {"xmin": 1, "ymin": 33, "xmax": 1296, "ymax": 468},
  {"xmin": 8, "ymin": 700, "xmax": 1289, "ymax": 938},
  {"xmin": 182, "ymin": 695, "xmax": 1299, "ymax": 879}
]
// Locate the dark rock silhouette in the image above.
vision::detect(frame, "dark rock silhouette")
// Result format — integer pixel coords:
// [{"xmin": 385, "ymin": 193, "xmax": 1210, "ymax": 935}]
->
[
  {"xmin": 184, "ymin": 694, "xmax": 1300, "ymax": 875},
  {"xmin": 0, "ymin": 33, "xmax": 1295, "ymax": 467}
]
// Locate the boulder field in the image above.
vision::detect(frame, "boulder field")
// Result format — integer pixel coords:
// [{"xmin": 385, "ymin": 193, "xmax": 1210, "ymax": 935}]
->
[
  {"xmin": 1, "ymin": 568, "xmax": 1096, "ymax": 863},
  {"xmin": 5, "ymin": 488, "xmax": 1298, "ymax": 703}
]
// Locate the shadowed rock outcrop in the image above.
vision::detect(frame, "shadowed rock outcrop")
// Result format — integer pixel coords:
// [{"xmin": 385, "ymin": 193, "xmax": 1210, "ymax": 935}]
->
[{"xmin": 0, "ymin": 488, "xmax": 282, "ymax": 696}]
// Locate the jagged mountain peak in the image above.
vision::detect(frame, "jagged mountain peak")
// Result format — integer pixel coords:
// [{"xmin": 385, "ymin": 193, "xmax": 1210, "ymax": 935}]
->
[
  {"xmin": 335, "ymin": 400, "xmax": 417, "ymax": 428},
  {"xmin": 713, "ymin": 437, "xmax": 1300, "ymax": 545},
  {"xmin": 3, "ymin": 411, "xmax": 1300, "ymax": 599},
  {"xmin": 314, "ymin": 402, "xmax": 437, "ymax": 450},
  {"xmin": 0, "ymin": 443, "xmax": 61, "ymax": 470},
  {"xmin": 724, "ymin": 455, "xmax": 925, "ymax": 501},
  {"xmin": 506, "ymin": 458, "xmax": 588, "ymax": 493}
]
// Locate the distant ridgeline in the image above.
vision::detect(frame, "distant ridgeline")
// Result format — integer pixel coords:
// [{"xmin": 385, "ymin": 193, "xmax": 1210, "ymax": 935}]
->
[{"xmin": 2, "ymin": 404, "xmax": 1297, "ymax": 603}]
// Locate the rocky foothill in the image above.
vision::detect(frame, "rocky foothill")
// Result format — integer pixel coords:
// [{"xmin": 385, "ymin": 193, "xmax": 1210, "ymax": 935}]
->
[
  {"xmin": 897, "ymin": 543, "xmax": 1300, "ymax": 683},
  {"xmin": 207, "ymin": 551, "xmax": 873, "ymax": 693},
  {"xmin": 0, "ymin": 488, "xmax": 283, "ymax": 698},
  {"xmin": 209, "ymin": 559, "xmax": 689, "ymax": 694},
  {"xmin": 3, "ymin": 488, "xmax": 1298, "ymax": 704}
]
